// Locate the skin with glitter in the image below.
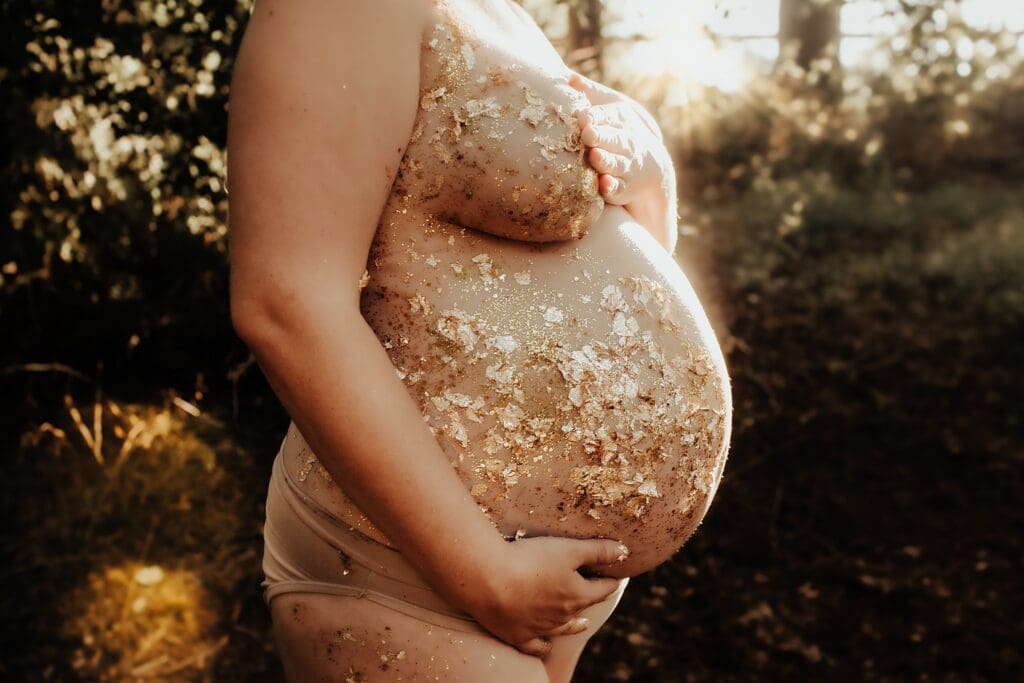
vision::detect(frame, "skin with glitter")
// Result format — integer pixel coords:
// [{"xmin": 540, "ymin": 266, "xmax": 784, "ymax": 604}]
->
[{"xmin": 282, "ymin": 1, "xmax": 732, "ymax": 578}]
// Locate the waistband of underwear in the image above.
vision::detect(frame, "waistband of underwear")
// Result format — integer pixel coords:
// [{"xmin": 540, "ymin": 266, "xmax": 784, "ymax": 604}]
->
[{"xmin": 264, "ymin": 450, "xmax": 485, "ymax": 626}]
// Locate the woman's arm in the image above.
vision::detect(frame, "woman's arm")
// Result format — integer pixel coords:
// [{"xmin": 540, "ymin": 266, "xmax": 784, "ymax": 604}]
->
[
  {"xmin": 569, "ymin": 73, "xmax": 679, "ymax": 255},
  {"xmin": 227, "ymin": 0, "xmax": 625, "ymax": 657}
]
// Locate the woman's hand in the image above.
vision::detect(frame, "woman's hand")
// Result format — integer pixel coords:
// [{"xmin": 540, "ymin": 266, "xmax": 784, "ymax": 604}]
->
[
  {"xmin": 461, "ymin": 536, "xmax": 629, "ymax": 658},
  {"xmin": 568, "ymin": 72, "xmax": 678, "ymax": 253},
  {"xmin": 569, "ymin": 72, "xmax": 668, "ymax": 207}
]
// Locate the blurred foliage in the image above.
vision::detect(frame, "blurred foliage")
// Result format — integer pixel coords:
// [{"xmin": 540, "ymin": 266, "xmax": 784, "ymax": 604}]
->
[
  {"xmin": 1, "ymin": 0, "xmax": 252, "ymax": 390},
  {"xmin": 661, "ymin": 1, "xmax": 1024, "ymax": 195}
]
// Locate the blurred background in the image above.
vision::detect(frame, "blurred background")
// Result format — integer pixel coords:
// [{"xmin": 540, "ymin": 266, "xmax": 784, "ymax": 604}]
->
[{"xmin": 1, "ymin": 0, "xmax": 1021, "ymax": 680}]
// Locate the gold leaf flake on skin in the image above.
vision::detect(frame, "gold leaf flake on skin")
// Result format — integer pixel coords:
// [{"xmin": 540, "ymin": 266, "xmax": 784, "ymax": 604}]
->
[
  {"xmin": 445, "ymin": 413, "xmax": 469, "ymax": 447},
  {"xmin": 485, "ymin": 361, "xmax": 515, "ymax": 389},
  {"xmin": 601, "ymin": 284, "xmax": 628, "ymax": 312},
  {"xmin": 532, "ymin": 134, "xmax": 563, "ymax": 162},
  {"xmin": 637, "ymin": 481, "xmax": 661, "ymax": 498},
  {"xmin": 464, "ymin": 397, "xmax": 485, "ymax": 423},
  {"xmin": 519, "ymin": 90, "xmax": 548, "ymax": 127},
  {"xmin": 620, "ymin": 274, "xmax": 657, "ymax": 306},
  {"xmin": 611, "ymin": 311, "xmax": 639, "ymax": 338},
  {"xmin": 513, "ymin": 270, "xmax": 531, "ymax": 285},
  {"xmin": 542, "ymin": 306, "xmax": 564, "ymax": 324},
  {"xmin": 461, "ymin": 43, "xmax": 475, "ymax": 70},
  {"xmin": 442, "ymin": 388, "xmax": 473, "ymax": 408},
  {"xmin": 420, "ymin": 86, "xmax": 447, "ymax": 112},
  {"xmin": 408, "ymin": 292, "xmax": 433, "ymax": 315},
  {"xmin": 485, "ymin": 335, "xmax": 518, "ymax": 353},
  {"xmin": 496, "ymin": 402, "xmax": 526, "ymax": 430},
  {"xmin": 409, "ymin": 121, "xmax": 425, "ymax": 144},
  {"xmin": 471, "ymin": 253, "xmax": 495, "ymax": 284},
  {"xmin": 501, "ymin": 463, "xmax": 521, "ymax": 487},
  {"xmin": 358, "ymin": 269, "xmax": 370, "ymax": 290},
  {"xmin": 436, "ymin": 308, "xmax": 482, "ymax": 353},
  {"xmin": 462, "ymin": 97, "xmax": 501, "ymax": 119}
]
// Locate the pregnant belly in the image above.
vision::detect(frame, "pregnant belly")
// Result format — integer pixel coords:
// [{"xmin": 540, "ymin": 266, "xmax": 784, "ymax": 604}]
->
[{"xmin": 284, "ymin": 205, "xmax": 732, "ymax": 577}]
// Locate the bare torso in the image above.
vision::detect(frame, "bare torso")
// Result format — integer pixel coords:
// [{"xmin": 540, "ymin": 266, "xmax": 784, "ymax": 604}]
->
[{"xmin": 280, "ymin": 0, "xmax": 732, "ymax": 576}]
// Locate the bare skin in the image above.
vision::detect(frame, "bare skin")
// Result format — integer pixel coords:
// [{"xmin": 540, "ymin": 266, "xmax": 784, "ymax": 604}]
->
[
  {"xmin": 228, "ymin": 0, "xmax": 731, "ymax": 679},
  {"xmin": 279, "ymin": 0, "xmax": 731, "ymax": 576}
]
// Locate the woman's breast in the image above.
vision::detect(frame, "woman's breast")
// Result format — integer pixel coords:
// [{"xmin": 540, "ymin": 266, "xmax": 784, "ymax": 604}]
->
[
  {"xmin": 283, "ymin": 204, "xmax": 732, "ymax": 577},
  {"xmin": 396, "ymin": 10, "xmax": 607, "ymax": 244}
]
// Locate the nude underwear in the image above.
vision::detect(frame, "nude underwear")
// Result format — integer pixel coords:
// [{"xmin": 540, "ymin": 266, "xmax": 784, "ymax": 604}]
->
[{"xmin": 262, "ymin": 442, "xmax": 496, "ymax": 636}]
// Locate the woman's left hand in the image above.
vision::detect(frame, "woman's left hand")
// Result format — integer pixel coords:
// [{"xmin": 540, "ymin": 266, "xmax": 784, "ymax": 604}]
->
[{"xmin": 568, "ymin": 71, "xmax": 671, "ymax": 207}]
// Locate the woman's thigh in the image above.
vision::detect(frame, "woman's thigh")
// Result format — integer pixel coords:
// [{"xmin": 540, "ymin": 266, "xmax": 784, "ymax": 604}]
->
[{"xmin": 270, "ymin": 592, "xmax": 549, "ymax": 682}]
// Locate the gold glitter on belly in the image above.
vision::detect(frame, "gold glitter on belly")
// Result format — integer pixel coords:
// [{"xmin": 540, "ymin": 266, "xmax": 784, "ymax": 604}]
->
[{"xmin": 287, "ymin": 0, "xmax": 732, "ymax": 570}]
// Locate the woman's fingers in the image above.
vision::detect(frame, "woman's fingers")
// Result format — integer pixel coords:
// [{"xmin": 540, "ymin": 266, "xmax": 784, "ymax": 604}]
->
[
  {"xmin": 516, "ymin": 636, "xmax": 554, "ymax": 658},
  {"xmin": 572, "ymin": 538, "xmax": 629, "ymax": 569},
  {"xmin": 567, "ymin": 71, "xmax": 623, "ymax": 105},
  {"xmin": 580, "ymin": 123, "xmax": 630, "ymax": 155},
  {"xmin": 599, "ymin": 174, "xmax": 628, "ymax": 205},
  {"xmin": 573, "ymin": 575, "xmax": 624, "ymax": 609},
  {"xmin": 581, "ymin": 103, "xmax": 630, "ymax": 128},
  {"xmin": 588, "ymin": 147, "xmax": 632, "ymax": 177},
  {"xmin": 543, "ymin": 616, "xmax": 591, "ymax": 638}
]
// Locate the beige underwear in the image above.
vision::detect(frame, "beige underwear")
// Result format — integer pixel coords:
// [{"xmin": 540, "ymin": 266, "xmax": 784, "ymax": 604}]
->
[{"xmin": 262, "ymin": 446, "xmax": 501, "ymax": 636}]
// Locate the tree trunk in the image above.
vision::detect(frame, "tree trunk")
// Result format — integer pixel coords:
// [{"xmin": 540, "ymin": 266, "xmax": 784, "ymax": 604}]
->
[
  {"xmin": 566, "ymin": 0, "xmax": 603, "ymax": 78},
  {"xmin": 778, "ymin": 0, "xmax": 841, "ymax": 71}
]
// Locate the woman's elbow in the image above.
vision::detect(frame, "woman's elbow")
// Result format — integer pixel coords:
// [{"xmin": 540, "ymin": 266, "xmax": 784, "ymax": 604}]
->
[
  {"xmin": 230, "ymin": 277, "xmax": 361, "ymax": 351},
  {"xmin": 230, "ymin": 285, "xmax": 280, "ymax": 353}
]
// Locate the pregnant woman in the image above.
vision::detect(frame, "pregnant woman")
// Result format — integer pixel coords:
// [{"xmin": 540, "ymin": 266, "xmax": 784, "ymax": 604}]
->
[{"xmin": 227, "ymin": 0, "xmax": 731, "ymax": 680}]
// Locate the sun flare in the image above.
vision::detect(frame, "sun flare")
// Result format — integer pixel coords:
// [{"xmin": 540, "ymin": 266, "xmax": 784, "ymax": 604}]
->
[{"xmin": 610, "ymin": 4, "xmax": 755, "ymax": 95}]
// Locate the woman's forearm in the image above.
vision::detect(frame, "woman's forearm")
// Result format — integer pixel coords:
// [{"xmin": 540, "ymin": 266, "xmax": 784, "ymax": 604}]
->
[{"xmin": 234, "ymin": 296, "xmax": 509, "ymax": 606}]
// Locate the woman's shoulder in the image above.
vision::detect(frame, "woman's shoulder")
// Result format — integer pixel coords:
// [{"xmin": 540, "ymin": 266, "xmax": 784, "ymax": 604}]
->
[
  {"xmin": 226, "ymin": 0, "xmax": 437, "ymax": 320},
  {"xmin": 241, "ymin": 0, "xmax": 435, "ymax": 53},
  {"xmin": 230, "ymin": 0, "xmax": 435, "ymax": 114}
]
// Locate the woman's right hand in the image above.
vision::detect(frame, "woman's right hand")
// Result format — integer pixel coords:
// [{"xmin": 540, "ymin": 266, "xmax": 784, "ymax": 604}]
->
[{"xmin": 462, "ymin": 536, "xmax": 629, "ymax": 657}]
